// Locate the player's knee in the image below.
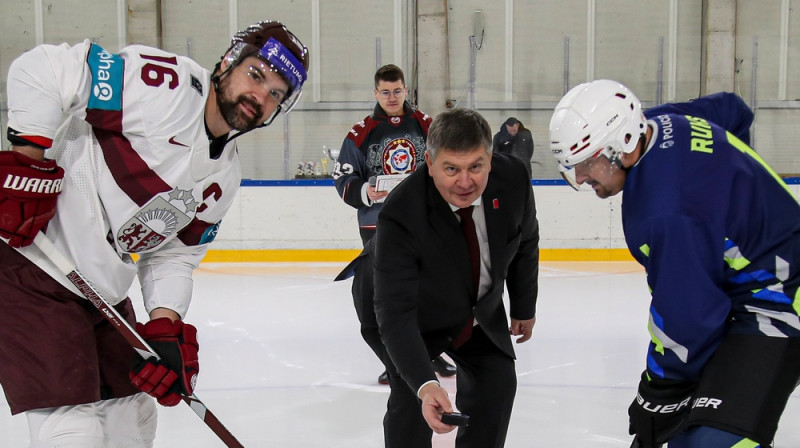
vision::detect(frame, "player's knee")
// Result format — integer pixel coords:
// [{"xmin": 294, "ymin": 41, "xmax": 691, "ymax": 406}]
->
[
  {"xmin": 27, "ymin": 404, "xmax": 104, "ymax": 448},
  {"xmin": 100, "ymin": 393, "xmax": 157, "ymax": 447}
]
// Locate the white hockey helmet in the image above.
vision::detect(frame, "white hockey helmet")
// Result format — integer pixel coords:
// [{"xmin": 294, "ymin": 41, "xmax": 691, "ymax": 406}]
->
[{"xmin": 549, "ymin": 79, "xmax": 646, "ymax": 189}]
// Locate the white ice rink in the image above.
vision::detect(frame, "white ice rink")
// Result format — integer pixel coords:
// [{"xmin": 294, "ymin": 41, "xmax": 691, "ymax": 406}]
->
[{"xmin": 1, "ymin": 261, "xmax": 799, "ymax": 447}]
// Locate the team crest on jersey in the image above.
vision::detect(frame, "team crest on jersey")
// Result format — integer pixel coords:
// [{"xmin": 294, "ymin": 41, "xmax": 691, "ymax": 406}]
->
[
  {"xmin": 117, "ymin": 188, "xmax": 197, "ymax": 252},
  {"xmin": 382, "ymin": 138, "xmax": 418, "ymax": 174}
]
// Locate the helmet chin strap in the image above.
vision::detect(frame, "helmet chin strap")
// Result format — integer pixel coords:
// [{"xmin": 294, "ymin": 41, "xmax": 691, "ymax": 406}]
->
[
  {"xmin": 210, "ymin": 61, "xmax": 229, "ymax": 92},
  {"xmin": 222, "ymin": 106, "xmax": 281, "ymax": 145},
  {"xmin": 608, "ymin": 153, "xmax": 623, "ymax": 168}
]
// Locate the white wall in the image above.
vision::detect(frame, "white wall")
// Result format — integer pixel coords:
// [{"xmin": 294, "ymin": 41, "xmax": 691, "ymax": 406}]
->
[
  {"xmin": 214, "ymin": 185, "xmax": 623, "ymax": 250},
  {"xmin": 4, "ymin": 1, "xmax": 800, "ymax": 179},
  {"xmin": 214, "ymin": 183, "xmax": 800, "ymax": 251}
]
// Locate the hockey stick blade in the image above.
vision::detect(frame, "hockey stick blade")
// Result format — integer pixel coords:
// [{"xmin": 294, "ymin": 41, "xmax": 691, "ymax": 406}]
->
[{"xmin": 30, "ymin": 233, "xmax": 245, "ymax": 448}]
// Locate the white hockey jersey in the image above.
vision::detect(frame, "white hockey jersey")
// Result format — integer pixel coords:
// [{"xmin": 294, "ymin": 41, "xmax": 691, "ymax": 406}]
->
[{"xmin": 6, "ymin": 40, "xmax": 242, "ymax": 318}]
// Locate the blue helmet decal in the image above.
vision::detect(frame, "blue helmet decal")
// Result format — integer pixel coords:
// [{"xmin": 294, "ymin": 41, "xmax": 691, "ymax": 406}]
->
[{"xmin": 258, "ymin": 37, "xmax": 307, "ymax": 93}]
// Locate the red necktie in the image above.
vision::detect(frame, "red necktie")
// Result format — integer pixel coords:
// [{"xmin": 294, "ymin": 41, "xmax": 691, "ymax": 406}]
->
[{"xmin": 453, "ymin": 206, "xmax": 479, "ymax": 348}]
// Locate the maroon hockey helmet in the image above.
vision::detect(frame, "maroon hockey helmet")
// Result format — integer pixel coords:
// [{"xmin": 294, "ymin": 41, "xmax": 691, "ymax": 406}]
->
[{"xmin": 221, "ymin": 20, "xmax": 309, "ymax": 114}]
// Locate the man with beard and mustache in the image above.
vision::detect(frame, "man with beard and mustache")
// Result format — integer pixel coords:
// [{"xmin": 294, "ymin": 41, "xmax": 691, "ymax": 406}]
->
[
  {"xmin": 550, "ymin": 80, "xmax": 798, "ymax": 448},
  {"xmin": 0, "ymin": 20, "xmax": 307, "ymax": 447}
]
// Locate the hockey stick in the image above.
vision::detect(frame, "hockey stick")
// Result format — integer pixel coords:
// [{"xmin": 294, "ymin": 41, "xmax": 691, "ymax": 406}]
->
[{"xmin": 30, "ymin": 233, "xmax": 245, "ymax": 448}]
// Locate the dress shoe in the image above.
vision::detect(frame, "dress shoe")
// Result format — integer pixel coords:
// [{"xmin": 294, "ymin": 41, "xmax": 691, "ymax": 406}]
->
[{"xmin": 378, "ymin": 370, "xmax": 389, "ymax": 385}]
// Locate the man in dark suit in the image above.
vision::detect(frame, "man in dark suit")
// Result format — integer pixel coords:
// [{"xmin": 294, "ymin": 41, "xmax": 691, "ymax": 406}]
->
[{"xmin": 372, "ymin": 108, "xmax": 540, "ymax": 447}]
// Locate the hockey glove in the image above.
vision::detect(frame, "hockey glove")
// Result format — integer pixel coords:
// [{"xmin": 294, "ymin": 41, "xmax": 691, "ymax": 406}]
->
[
  {"xmin": 0, "ymin": 151, "xmax": 64, "ymax": 247},
  {"xmin": 130, "ymin": 318, "xmax": 199, "ymax": 407},
  {"xmin": 628, "ymin": 371, "xmax": 695, "ymax": 447}
]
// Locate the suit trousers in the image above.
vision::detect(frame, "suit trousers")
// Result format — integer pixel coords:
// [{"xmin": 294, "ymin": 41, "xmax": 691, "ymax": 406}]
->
[
  {"xmin": 350, "ymin": 247, "xmax": 385, "ymax": 361},
  {"xmin": 384, "ymin": 325, "xmax": 518, "ymax": 448}
]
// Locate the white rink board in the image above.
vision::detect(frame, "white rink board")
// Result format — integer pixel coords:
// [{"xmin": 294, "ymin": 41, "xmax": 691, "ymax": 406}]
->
[{"xmin": 213, "ymin": 184, "xmax": 800, "ymax": 251}]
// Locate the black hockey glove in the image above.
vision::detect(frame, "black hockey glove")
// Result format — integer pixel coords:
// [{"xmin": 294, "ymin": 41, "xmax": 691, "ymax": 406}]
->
[{"xmin": 628, "ymin": 371, "xmax": 695, "ymax": 448}]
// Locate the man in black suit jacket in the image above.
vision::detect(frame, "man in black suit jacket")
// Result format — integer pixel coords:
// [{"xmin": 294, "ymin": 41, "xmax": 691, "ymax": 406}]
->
[{"xmin": 373, "ymin": 108, "xmax": 540, "ymax": 447}]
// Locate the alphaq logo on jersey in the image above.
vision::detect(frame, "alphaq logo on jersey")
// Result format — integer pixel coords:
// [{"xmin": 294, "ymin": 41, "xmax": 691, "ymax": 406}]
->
[{"xmin": 87, "ymin": 44, "xmax": 123, "ymax": 111}]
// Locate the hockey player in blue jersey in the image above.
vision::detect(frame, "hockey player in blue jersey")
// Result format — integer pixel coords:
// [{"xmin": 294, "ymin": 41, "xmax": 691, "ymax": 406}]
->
[{"xmin": 549, "ymin": 79, "xmax": 800, "ymax": 448}]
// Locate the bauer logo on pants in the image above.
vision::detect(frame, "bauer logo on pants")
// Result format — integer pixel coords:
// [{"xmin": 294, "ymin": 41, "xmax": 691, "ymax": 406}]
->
[{"xmin": 117, "ymin": 194, "xmax": 193, "ymax": 253}]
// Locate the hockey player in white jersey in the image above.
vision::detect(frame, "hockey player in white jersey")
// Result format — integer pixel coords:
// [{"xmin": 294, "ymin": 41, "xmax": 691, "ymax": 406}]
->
[{"xmin": 0, "ymin": 20, "xmax": 308, "ymax": 447}]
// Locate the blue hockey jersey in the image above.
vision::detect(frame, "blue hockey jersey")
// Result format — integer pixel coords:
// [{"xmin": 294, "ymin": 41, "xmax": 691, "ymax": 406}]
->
[{"xmin": 624, "ymin": 94, "xmax": 800, "ymax": 382}]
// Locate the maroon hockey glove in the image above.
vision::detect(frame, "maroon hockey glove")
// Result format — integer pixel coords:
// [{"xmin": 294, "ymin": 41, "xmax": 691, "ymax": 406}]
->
[
  {"xmin": 0, "ymin": 151, "xmax": 64, "ymax": 247},
  {"xmin": 130, "ymin": 318, "xmax": 199, "ymax": 407}
]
